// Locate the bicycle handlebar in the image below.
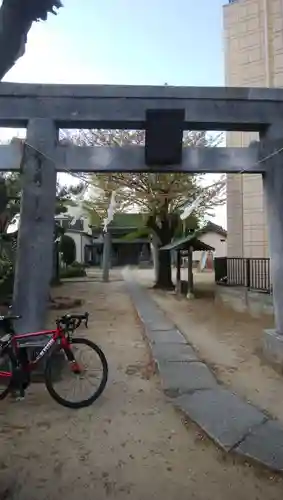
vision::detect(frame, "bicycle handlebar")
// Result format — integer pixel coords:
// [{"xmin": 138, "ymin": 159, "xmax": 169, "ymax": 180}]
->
[{"xmin": 56, "ymin": 312, "xmax": 89, "ymax": 331}]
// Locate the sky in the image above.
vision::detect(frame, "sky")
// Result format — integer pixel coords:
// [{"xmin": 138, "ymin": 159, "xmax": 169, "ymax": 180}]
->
[{"xmin": 2, "ymin": 0, "xmax": 227, "ymax": 227}]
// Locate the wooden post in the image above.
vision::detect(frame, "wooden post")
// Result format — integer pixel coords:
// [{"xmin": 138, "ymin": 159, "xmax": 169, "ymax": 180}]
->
[
  {"xmin": 13, "ymin": 119, "xmax": 57, "ymax": 333},
  {"xmin": 187, "ymin": 246, "xmax": 194, "ymax": 299},
  {"xmin": 176, "ymin": 250, "xmax": 181, "ymax": 295}
]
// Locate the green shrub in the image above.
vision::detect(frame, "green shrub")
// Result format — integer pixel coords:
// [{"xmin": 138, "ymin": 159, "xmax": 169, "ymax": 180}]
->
[
  {"xmin": 71, "ymin": 261, "xmax": 85, "ymax": 269},
  {"xmin": 0, "ymin": 264, "xmax": 14, "ymax": 302},
  {"xmin": 60, "ymin": 265, "xmax": 86, "ymax": 279},
  {"xmin": 59, "ymin": 235, "xmax": 76, "ymax": 266}
]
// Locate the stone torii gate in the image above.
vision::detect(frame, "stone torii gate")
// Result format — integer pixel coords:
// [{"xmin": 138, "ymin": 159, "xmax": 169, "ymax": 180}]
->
[{"xmin": 0, "ymin": 83, "xmax": 283, "ymax": 365}]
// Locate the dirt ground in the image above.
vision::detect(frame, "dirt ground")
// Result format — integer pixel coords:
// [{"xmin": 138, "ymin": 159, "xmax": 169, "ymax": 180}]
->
[
  {"xmin": 0, "ymin": 272, "xmax": 283, "ymax": 500},
  {"xmin": 133, "ymin": 268, "xmax": 283, "ymax": 424}
]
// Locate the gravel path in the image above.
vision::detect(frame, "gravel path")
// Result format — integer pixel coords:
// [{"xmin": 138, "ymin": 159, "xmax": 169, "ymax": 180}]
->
[{"xmin": 0, "ymin": 276, "xmax": 282, "ymax": 499}]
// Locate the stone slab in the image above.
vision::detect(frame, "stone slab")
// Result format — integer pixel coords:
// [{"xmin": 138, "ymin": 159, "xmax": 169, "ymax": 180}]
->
[
  {"xmin": 125, "ymin": 274, "xmax": 283, "ymax": 472},
  {"xmin": 143, "ymin": 320, "xmax": 176, "ymax": 332},
  {"xmin": 128, "ymin": 292, "xmax": 167, "ymax": 320},
  {"xmin": 3, "ymin": 82, "xmax": 283, "ymax": 99},
  {"xmin": 173, "ymin": 388, "xmax": 266, "ymax": 451},
  {"xmin": 125, "ymin": 273, "xmax": 283, "ymax": 472},
  {"xmin": 133, "ymin": 302, "xmax": 177, "ymax": 331},
  {"xmin": 60, "ymin": 144, "xmax": 265, "ymax": 174},
  {"xmin": 3, "ymin": 82, "xmax": 283, "ymax": 131},
  {"xmin": 135, "ymin": 307, "xmax": 176, "ymax": 330},
  {"xmin": 235, "ymin": 420, "xmax": 283, "ymax": 472},
  {"xmin": 152, "ymin": 343, "xmax": 198, "ymax": 363},
  {"xmin": 133, "ymin": 299, "xmax": 172, "ymax": 323},
  {"xmin": 145, "ymin": 329, "xmax": 187, "ymax": 345},
  {"xmin": 127, "ymin": 286, "xmax": 178, "ymax": 331},
  {"xmin": 135, "ymin": 302, "xmax": 159, "ymax": 314},
  {"xmin": 158, "ymin": 361, "xmax": 217, "ymax": 397},
  {"xmin": 262, "ymin": 329, "xmax": 283, "ymax": 367}
]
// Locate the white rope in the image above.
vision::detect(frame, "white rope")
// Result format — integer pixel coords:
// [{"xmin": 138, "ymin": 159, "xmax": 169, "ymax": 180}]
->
[
  {"xmin": 180, "ymin": 175, "xmax": 226, "ymax": 220},
  {"xmin": 23, "ymin": 138, "xmax": 283, "ymax": 181},
  {"xmin": 103, "ymin": 191, "xmax": 117, "ymax": 232},
  {"xmin": 180, "ymin": 193, "xmax": 204, "ymax": 220},
  {"xmin": 6, "ymin": 213, "xmax": 20, "ymax": 234},
  {"xmin": 20, "ymin": 138, "xmax": 283, "ymax": 221},
  {"xmin": 68, "ymin": 183, "xmax": 89, "ymax": 225}
]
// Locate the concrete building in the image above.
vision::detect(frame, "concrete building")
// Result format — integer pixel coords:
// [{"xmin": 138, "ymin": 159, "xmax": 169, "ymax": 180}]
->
[
  {"xmin": 224, "ymin": 0, "xmax": 283, "ymax": 259},
  {"xmin": 55, "ymin": 210, "xmax": 151, "ymax": 266},
  {"xmin": 193, "ymin": 222, "xmax": 227, "ymax": 263},
  {"xmin": 55, "ymin": 212, "xmax": 93, "ymax": 264}
]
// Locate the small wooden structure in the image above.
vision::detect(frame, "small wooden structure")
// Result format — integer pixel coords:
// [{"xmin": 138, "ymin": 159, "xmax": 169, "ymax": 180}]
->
[{"xmin": 160, "ymin": 233, "xmax": 214, "ymax": 298}]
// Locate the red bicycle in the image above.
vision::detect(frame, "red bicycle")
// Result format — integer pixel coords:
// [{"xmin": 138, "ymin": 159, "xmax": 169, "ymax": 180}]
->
[{"xmin": 0, "ymin": 312, "xmax": 108, "ymax": 409}]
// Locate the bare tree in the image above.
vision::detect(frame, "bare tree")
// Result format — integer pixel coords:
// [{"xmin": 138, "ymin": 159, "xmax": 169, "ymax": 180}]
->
[
  {"xmin": 0, "ymin": 0, "xmax": 62, "ymax": 80},
  {"xmin": 66, "ymin": 129, "xmax": 225, "ymax": 289}
]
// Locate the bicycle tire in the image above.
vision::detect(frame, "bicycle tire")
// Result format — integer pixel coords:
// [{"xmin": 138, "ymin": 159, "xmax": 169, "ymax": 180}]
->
[
  {"xmin": 44, "ymin": 337, "xmax": 108, "ymax": 409},
  {"xmin": 0, "ymin": 349, "xmax": 13, "ymax": 400}
]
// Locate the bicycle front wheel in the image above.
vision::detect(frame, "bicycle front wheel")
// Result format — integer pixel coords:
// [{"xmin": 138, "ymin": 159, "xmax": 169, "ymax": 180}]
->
[{"xmin": 45, "ymin": 337, "xmax": 108, "ymax": 409}]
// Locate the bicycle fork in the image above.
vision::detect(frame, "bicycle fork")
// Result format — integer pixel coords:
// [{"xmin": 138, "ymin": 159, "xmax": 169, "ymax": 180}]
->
[{"xmin": 63, "ymin": 345, "xmax": 82, "ymax": 374}]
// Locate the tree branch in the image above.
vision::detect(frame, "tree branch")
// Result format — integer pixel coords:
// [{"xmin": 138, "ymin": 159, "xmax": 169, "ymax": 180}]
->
[{"xmin": 0, "ymin": 0, "xmax": 63, "ymax": 80}]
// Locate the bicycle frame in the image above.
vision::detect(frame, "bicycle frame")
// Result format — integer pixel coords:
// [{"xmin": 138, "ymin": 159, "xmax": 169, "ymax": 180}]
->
[{"xmin": 0, "ymin": 326, "xmax": 69, "ymax": 378}]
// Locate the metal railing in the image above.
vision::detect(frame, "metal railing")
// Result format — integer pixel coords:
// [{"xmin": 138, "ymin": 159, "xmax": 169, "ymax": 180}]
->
[{"xmin": 214, "ymin": 257, "xmax": 271, "ymax": 293}]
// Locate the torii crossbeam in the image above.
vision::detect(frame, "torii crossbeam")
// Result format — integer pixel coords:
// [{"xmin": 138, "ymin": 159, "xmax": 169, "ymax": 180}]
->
[{"xmin": 1, "ymin": 82, "xmax": 282, "ymax": 366}]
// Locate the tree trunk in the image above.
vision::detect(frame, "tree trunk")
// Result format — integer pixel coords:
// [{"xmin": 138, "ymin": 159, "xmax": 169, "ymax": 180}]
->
[
  {"xmin": 0, "ymin": 2, "xmax": 30, "ymax": 80},
  {"xmin": 147, "ymin": 206, "xmax": 177, "ymax": 291},
  {"xmin": 153, "ymin": 222, "xmax": 175, "ymax": 290},
  {"xmin": 0, "ymin": 1, "xmax": 62, "ymax": 81},
  {"xmin": 154, "ymin": 248, "xmax": 174, "ymax": 290}
]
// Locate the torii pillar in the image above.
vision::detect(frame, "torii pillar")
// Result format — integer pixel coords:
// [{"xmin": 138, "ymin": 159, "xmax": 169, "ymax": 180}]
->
[
  {"xmin": 261, "ymin": 125, "xmax": 283, "ymax": 366},
  {"xmin": 13, "ymin": 119, "xmax": 57, "ymax": 333}
]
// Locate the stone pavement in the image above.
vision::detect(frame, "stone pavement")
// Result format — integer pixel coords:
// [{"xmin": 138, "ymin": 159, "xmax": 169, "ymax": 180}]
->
[{"xmin": 124, "ymin": 271, "xmax": 283, "ymax": 473}]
